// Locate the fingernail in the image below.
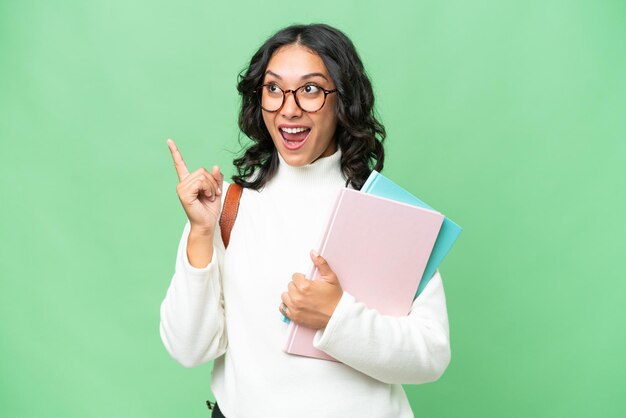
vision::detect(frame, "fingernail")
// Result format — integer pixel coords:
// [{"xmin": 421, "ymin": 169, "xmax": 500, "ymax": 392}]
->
[
  {"xmin": 312, "ymin": 250, "xmax": 319, "ymax": 257},
  {"xmin": 217, "ymin": 187, "xmax": 222, "ymax": 195}
]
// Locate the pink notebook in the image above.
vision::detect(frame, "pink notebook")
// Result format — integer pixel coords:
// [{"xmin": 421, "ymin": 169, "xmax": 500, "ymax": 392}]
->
[{"xmin": 283, "ymin": 188, "xmax": 444, "ymax": 361}]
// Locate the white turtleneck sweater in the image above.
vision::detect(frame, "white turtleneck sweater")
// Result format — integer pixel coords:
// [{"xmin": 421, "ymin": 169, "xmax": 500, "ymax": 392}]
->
[{"xmin": 159, "ymin": 150, "xmax": 451, "ymax": 418}]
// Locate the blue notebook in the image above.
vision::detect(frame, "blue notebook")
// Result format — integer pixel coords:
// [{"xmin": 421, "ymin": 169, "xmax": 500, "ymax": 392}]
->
[{"xmin": 361, "ymin": 170, "xmax": 462, "ymax": 298}]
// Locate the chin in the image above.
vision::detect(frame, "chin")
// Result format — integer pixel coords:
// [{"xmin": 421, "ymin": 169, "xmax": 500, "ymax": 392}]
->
[{"xmin": 278, "ymin": 152, "xmax": 311, "ymax": 167}]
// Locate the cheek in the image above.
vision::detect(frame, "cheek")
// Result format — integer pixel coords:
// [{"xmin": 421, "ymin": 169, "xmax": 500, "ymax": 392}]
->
[
  {"xmin": 317, "ymin": 112, "xmax": 338, "ymax": 140},
  {"xmin": 262, "ymin": 112, "xmax": 272, "ymax": 132},
  {"xmin": 262, "ymin": 113, "xmax": 278, "ymax": 142}
]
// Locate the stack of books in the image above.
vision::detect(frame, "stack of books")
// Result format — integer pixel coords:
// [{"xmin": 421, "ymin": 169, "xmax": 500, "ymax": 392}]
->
[{"xmin": 283, "ymin": 170, "xmax": 462, "ymax": 361}]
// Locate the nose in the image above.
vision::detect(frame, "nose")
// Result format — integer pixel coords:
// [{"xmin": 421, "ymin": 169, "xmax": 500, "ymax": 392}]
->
[{"xmin": 280, "ymin": 90, "xmax": 302, "ymax": 118}]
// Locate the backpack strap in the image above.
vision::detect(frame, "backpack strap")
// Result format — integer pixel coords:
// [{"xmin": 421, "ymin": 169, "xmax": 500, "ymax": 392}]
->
[{"xmin": 219, "ymin": 183, "xmax": 243, "ymax": 249}]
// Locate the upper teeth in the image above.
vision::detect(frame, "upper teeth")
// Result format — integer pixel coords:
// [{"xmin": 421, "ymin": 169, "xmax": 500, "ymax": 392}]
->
[{"xmin": 281, "ymin": 127, "xmax": 309, "ymax": 134}]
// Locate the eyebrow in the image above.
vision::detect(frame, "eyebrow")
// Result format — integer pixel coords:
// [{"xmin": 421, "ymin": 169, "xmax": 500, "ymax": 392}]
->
[{"xmin": 264, "ymin": 70, "xmax": 329, "ymax": 82}]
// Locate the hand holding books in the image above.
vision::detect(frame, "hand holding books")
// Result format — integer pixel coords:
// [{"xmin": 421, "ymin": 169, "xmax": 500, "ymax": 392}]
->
[{"xmin": 279, "ymin": 250, "xmax": 343, "ymax": 330}]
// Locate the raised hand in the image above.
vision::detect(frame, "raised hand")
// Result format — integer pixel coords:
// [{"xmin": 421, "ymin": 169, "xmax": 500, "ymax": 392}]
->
[{"xmin": 167, "ymin": 138, "xmax": 224, "ymax": 236}]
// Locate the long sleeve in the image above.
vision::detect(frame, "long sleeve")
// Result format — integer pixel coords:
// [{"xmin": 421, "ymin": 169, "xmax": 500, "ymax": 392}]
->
[
  {"xmin": 159, "ymin": 220, "xmax": 228, "ymax": 368},
  {"xmin": 313, "ymin": 270, "xmax": 451, "ymax": 384}
]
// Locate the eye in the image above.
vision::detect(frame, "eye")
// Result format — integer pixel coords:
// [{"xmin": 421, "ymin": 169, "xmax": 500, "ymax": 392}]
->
[
  {"xmin": 301, "ymin": 84, "xmax": 322, "ymax": 94},
  {"xmin": 266, "ymin": 83, "xmax": 280, "ymax": 93},
  {"xmin": 263, "ymin": 83, "xmax": 283, "ymax": 97}
]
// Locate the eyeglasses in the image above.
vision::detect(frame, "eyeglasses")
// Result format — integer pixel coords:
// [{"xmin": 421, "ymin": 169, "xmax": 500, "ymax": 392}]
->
[{"xmin": 253, "ymin": 83, "xmax": 338, "ymax": 113}]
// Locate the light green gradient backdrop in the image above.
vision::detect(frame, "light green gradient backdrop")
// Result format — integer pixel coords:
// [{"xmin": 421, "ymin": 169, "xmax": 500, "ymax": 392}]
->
[{"xmin": 1, "ymin": 1, "xmax": 624, "ymax": 417}]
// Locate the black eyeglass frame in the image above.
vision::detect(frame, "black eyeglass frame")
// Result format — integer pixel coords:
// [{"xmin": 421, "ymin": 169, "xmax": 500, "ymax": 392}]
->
[{"xmin": 253, "ymin": 83, "xmax": 338, "ymax": 113}]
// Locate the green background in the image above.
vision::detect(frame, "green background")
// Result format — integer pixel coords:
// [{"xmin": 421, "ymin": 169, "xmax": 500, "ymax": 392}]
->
[{"xmin": 1, "ymin": 0, "xmax": 624, "ymax": 417}]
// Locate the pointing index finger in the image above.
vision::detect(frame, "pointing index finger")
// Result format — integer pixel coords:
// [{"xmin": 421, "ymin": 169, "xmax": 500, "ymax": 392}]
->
[{"xmin": 167, "ymin": 138, "xmax": 189, "ymax": 181}]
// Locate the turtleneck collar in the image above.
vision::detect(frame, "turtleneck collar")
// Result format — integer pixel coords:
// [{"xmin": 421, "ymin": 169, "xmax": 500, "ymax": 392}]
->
[{"xmin": 268, "ymin": 148, "xmax": 346, "ymax": 191}]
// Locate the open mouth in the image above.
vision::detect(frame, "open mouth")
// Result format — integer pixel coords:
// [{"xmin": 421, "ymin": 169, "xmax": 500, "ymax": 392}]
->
[{"xmin": 280, "ymin": 127, "xmax": 311, "ymax": 150}]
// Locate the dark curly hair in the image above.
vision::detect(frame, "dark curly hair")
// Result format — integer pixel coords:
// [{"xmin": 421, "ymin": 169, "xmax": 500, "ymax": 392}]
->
[{"xmin": 233, "ymin": 23, "xmax": 385, "ymax": 190}]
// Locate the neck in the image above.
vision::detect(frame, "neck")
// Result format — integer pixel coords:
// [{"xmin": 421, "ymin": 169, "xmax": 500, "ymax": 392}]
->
[{"xmin": 267, "ymin": 148, "xmax": 346, "ymax": 191}]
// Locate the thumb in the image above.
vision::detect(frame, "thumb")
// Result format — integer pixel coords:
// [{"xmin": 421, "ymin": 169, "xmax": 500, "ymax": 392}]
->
[
  {"xmin": 310, "ymin": 250, "xmax": 335, "ymax": 279},
  {"xmin": 212, "ymin": 165, "xmax": 224, "ymax": 194}
]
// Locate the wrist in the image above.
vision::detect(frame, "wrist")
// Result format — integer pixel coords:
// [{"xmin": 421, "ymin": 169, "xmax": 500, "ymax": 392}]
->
[
  {"xmin": 186, "ymin": 226, "xmax": 215, "ymax": 269},
  {"xmin": 189, "ymin": 224, "xmax": 215, "ymax": 238}
]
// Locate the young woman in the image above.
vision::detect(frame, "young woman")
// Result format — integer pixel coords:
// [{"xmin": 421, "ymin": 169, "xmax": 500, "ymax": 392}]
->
[{"xmin": 160, "ymin": 23, "xmax": 451, "ymax": 418}]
